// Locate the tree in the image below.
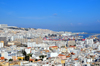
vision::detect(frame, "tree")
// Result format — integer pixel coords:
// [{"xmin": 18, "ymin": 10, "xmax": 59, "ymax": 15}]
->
[
  {"xmin": 45, "ymin": 36, "xmax": 47, "ymax": 37},
  {"xmin": 22, "ymin": 50, "xmax": 29, "ymax": 61},
  {"xmin": 24, "ymin": 53, "xmax": 32, "ymax": 61},
  {"xmin": 27, "ymin": 53, "xmax": 32, "ymax": 57},
  {"xmin": 9, "ymin": 59, "xmax": 13, "ymax": 61},
  {"xmin": 39, "ymin": 55, "xmax": 45, "ymax": 61},
  {"xmin": 22, "ymin": 50, "xmax": 33, "ymax": 61},
  {"xmin": 22, "ymin": 50, "xmax": 26, "ymax": 56},
  {"xmin": 74, "ymin": 45, "xmax": 76, "ymax": 46},
  {"xmin": 35, "ymin": 59, "xmax": 38, "ymax": 61},
  {"xmin": 25, "ymin": 56, "xmax": 29, "ymax": 61},
  {"xmin": 19, "ymin": 58, "xmax": 21, "ymax": 60},
  {"xmin": 44, "ymin": 55, "xmax": 47, "ymax": 57},
  {"xmin": 23, "ymin": 58, "xmax": 25, "ymax": 60}
]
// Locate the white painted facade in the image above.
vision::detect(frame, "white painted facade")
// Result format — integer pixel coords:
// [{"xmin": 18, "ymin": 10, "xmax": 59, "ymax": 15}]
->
[
  {"xmin": 47, "ymin": 52, "xmax": 58, "ymax": 58},
  {"xmin": 0, "ymin": 42, "xmax": 3, "ymax": 48},
  {"xmin": 25, "ymin": 48, "xmax": 31, "ymax": 54}
]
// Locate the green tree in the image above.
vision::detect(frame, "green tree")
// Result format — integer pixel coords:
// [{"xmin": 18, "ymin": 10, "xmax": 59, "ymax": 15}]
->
[
  {"xmin": 22, "ymin": 50, "xmax": 26, "ymax": 56},
  {"xmin": 44, "ymin": 55, "xmax": 47, "ymax": 57},
  {"xmin": 19, "ymin": 58, "xmax": 21, "ymax": 60},
  {"xmin": 27, "ymin": 53, "xmax": 32, "ymax": 57},
  {"xmin": 9, "ymin": 59, "xmax": 13, "ymax": 61},
  {"xmin": 22, "ymin": 50, "xmax": 33, "ymax": 61},
  {"xmin": 25, "ymin": 56, "xmax": 29, "ymax": 61},
  {"xmin": 35, "ymin": 59, "xmax": 38, "ymax": 61},
  {"xmin": 39, "ymin": 55, "xmax": 45, "ymax": 60}
]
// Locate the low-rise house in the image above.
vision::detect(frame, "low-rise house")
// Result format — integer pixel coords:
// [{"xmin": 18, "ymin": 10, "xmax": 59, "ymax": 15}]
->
[
  {"xmin": 47, "ymin": 52, "xmax": 58, "ymax": 58},
  {"xmin": 58, "ymin": 54, "xmax": 66, "ymax": 60},
  {"xmin": 0, "ymin": 41, "xmax": 4, "ymax": 48},
  {"xmin": 49, "ymin": 46, "xmax": 58, "ymax": 50},
  {"xmin": 25, "ymin": 47, "xmax": 31, "ymax": 54}
]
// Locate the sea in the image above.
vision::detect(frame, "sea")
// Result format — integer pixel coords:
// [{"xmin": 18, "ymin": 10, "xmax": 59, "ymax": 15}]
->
[
  {"xmin": 77, "ymin": 34, "xmax": 95, "ymax": 39},
  {"xmin": 57, "ymin": 30, "xmax": 100, "ymax": 39},
  {"xmin": 53, "ymin": 29, "xmax": 100, "ymax": 39},
  {"xmin": 72, "ymin": 31, "xmax": 100, "ymax": 39}
]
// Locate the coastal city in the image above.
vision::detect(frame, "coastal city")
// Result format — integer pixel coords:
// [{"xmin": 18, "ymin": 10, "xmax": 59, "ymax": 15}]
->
[{"xmin": 0, "ymin": 24, "xmax": 100, "ymax": 66}]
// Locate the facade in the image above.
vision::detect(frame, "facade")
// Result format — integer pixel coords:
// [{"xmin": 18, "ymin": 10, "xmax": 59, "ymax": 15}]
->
[
  {"xmin": 67, "ymin": 40, "xmax": 76, "ymax": 47},
  {"xmin": 85, "ymin": 38, "xmax": 94, "ymax": 44},
  {"xmin": 47, "ymin": 52, "xmax": 58, "ymax": 58},
  {"xmin": 0, "ymin": 42, "xmax": 4, "ymax": 48}
]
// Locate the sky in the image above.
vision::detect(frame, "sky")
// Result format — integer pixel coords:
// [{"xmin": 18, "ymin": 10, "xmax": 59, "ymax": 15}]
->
[{"xmin": 0, "ymin": 0, "xmax": 100, "ymax": 33}]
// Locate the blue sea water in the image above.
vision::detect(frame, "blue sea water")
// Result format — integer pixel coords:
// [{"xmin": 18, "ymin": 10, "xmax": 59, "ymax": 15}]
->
[
  {"xmin": 78, "ymin": 34, "xmax": 94, "ymax": 39},
  {"xmin": 75, "ymin": 31, "xmax": 100, "ymax": 39},
  {"xmin": 53, "ymin": 29, "xmax": 100, "ymax": 38},
  {"xmin": 98, "ymin": 35, "xmax": 100, "ymax": 39},
  {"xmin": 71, "ymin": 31, "xmax": 100, "ymax": 39}
]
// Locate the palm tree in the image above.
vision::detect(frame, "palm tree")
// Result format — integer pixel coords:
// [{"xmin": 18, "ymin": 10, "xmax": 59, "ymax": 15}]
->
[
  {"xmin": 22, "ymin": 50, "xmax": 26, "ymax": 56},
  {"xmin": 27, "ymin": 53, "xmax": 32, "ymax": 57},
  {"xmin": 24, "ymin": 53, "xmax": 32, "ymax": 61},
  {"xmin": 25, "ymin": 56, "xmax": 29, "ymax": 61}
]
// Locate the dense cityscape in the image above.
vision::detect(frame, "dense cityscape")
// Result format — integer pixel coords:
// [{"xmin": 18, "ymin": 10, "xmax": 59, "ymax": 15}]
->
[
  {"xmin": 0, "ymin": 24, "xmax": 100, "ymax": 66},
  {"xmin": 0, "ymin": 0, "xmax": 100, "ymax": 66}
]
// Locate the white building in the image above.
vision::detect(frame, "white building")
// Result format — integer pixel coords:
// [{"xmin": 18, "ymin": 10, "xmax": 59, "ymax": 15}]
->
[
  {"xmin": 0, "ymin": 42, "xmax": 3, "ymax": 48},
  {"xmin": 25, "ymin": 48, "xmax": 31, "ymax": 54},
  {"xmin": 47, "ymin": 52, "xmax": 58, "ymax": 58},
  {"xmin": 85, "ymin": 39, "xmax": 94, "ymax": 44},
  {"xmin": 27, "ymin": 42, "xmax": 36, "ymax": 47},
  {"xmin": 98, "ymin": 45, "xmax": 100, "ymax": 50}
]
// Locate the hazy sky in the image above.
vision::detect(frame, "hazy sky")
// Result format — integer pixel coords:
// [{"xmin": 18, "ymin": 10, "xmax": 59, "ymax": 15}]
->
[{"xmin": 0, "ymin": 0, "xmax": 100, "ymax": 32}]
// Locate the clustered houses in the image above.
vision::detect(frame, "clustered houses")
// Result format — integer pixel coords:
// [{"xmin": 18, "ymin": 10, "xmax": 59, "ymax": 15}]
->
[{"xmin": 0, "ymin": 24, "xmax": 100, "ymax": 66}]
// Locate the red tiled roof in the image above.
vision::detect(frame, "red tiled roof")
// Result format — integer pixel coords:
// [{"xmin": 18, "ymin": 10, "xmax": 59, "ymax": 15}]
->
[
  {"xmin": 66, "ymin": 56, "xmax": 70, "ymax": 58},
  {"xmin": 58, "ymin": 54, "xmax": 65, "ymax": 56},
  {"xmin": 71, "ymin": 52, "xmax": 75, "ymax": 55},
  {"xmin": 69, "ymin": 46, "xmax": 76, "ymax": 47},
  {"xmin": 49, "ymin": 46, "xmax": 58, "ymax": 48},
  {"xmin": 0, "ymin": 57, "xmax": 5, "ymax": 60},
  {"xmin": 27, "ymin": 47, "xmax": 31, "ymax": 49},
  {"xmin": 48, "ymin": 57, "xmax": 51, "ymax": 59},
  {"xmin": 44, "ymin": 50, "xmax": 49, "ymax": 52},
  {"xmin": 74, "ymin": 58, "xmax": 78, "ymax": 60},
  {"xmin": 38, "ymin": 60, "xmax": 41, "ymax": 61},
  {"xmin": 29, "ymin": 59, "xmax": 33, "ymax": 61}
]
